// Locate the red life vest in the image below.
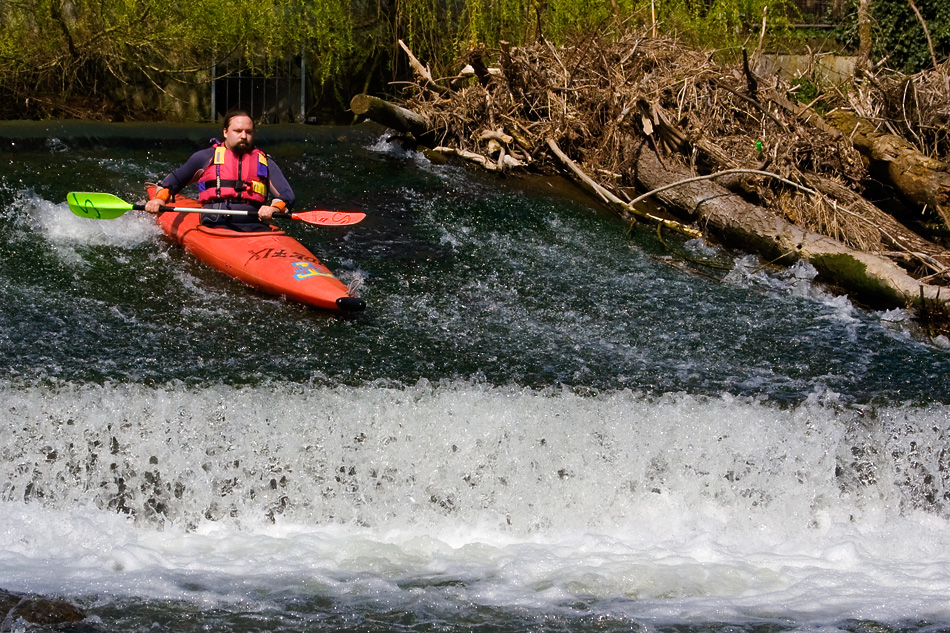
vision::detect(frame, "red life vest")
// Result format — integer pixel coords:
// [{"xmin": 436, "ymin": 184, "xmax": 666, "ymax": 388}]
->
[{"xmin": 196, "ymin": 144, "xmax": 269, "ymax": 205}]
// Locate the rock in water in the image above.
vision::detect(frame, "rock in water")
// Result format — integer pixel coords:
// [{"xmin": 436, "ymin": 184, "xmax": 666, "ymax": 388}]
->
[{"xmin": 0, "ymin": 588, "xmax": 85, "ymax": 628}]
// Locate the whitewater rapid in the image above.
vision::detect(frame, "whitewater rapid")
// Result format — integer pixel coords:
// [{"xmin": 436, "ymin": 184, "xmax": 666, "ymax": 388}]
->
[{"xmin": 3, "ymin": 380, "xmax": 950, "ymax": 626}]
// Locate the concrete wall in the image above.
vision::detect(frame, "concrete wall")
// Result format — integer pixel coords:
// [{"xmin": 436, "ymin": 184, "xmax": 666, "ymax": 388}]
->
[{"xmin": 758, "ymin": 54, "xmax": 856, "ymax": 85}]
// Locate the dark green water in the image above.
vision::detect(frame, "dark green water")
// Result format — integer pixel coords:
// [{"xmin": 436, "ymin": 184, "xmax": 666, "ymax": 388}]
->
[
  {"xmin": 2, "ymin": 121, "xmax": 950, "ymax": 633},
  {"xmin": 1, "ymin": 121, "xmax": 947, "ymax": 401}
]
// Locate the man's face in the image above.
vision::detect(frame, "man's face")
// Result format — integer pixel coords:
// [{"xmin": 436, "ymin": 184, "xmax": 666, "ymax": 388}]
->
[{"xmin": 223, "ymin": 115, "xmax": 255, "ymax": 153}]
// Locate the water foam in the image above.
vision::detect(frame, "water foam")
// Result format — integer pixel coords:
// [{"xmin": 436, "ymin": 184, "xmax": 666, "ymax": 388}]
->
[
  {"xmin": 9, "ymin": 190, "xmax": 161, "ymax": 271},
  {"xmin": 3, "ymin": 380, "xmax": 946, "ymax": 527},
  {"xmin": 2, "ymin": 379, "xmax": 950, "ymax": 624}
]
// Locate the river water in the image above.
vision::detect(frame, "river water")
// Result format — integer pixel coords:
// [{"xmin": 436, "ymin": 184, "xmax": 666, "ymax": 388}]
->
[{"xmin": 1, "ymin": 121, "xmax": 950, "ymax": 632}]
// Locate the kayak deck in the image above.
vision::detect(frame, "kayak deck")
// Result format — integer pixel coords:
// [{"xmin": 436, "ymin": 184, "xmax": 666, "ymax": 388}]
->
[{"xmin": 149, "ymin": 187, "xmax": 365, "ymax": 312}]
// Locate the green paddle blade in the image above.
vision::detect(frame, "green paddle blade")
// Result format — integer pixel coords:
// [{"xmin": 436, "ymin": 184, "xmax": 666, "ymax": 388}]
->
[{"xmin": 67, "ymin": 192, "xmax": 133, "ymax": 219}]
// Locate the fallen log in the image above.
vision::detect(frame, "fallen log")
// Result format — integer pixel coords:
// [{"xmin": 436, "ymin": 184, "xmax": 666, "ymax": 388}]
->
[
  {"xmin": 629, "ymin": 140, "xmax": 949, "ymax": 309},
  {"xmin": 545, "ymin": 138, "xmax": 703, "ymax": 239},
  {"xmin": 351, "ymin": 93, "xmax": 534, "ymax": 172},
  {"xmin": 350, "ymin": 93, "xmax": 433, "ymax": 142},
  {"xmin": 645, "ymin": 100, "xmax": 950, "ymax": 277},
  {"xmin": 433, "ymin": 145, "xmax": 525, "ymax": 171},
  {"xmin": 803, "ymin": 174, "xmax": 950, "ymax": 275},
  {"xmin": 826, "ymin": 109, "xmax": 950, "ymax": 230}
]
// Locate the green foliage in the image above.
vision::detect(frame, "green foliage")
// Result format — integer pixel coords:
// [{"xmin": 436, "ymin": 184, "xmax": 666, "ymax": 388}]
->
[
  {"xmin": 294, "ymin": 0, "xmax": 355, "ymax": 81},
  {"xmin": 553, "ymin": 0, "xmax": 795, "ymax": 57},
  {"xmin": 542, "ymin": 0, "xmax": 614, "ymax": 39},
  {"xmin": 870, "ymin": 0, "xmax": 950, "ymax": 72},
  {"xmin": 462, "ymin": 0, "xmax": 529, "ymax": 48},
  {"xmin": 788, "ymin": 75, "xmax": 829, "ymax": 113},
  {"xmin": 811, "ymin": 0, "xmax": 950, "ymax": 73},
  {"xmin": 790, "ymin": 75, "xmax": 819, "ymax": 102},
  {"xmin": 2, "ymin": 0, "xmax": 944, "ymax": 119}
]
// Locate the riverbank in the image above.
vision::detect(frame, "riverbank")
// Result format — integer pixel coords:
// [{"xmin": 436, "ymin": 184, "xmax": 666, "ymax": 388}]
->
[{"xmin": 351, "ymin": 31, "xmax": 950, "ymax": 336}]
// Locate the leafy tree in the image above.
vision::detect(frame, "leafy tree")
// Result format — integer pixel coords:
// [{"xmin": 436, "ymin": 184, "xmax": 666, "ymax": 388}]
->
[{"xmin": 2, "ymin": 0, "xmax": 944, "ymax": 120}]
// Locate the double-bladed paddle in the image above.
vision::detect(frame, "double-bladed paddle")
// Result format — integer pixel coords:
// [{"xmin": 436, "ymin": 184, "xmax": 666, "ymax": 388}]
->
[{"xmin": 66, "ymin": 192, "xmax": 366, "ymax": 227}]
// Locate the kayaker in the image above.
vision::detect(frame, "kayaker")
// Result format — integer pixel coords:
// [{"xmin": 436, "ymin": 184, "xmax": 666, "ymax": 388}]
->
[{"xmin": 144, "ymin": 109, "xmax": 295, "ymax": 231}]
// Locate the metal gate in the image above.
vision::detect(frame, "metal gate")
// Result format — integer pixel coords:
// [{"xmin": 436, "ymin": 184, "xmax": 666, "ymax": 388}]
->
[
  {"xmin": 787, "ymin": 0, "xmax": 846, "ymax": 26},
  {"xmin": 210, "ymin": 53, "xmax": 306, "ymax": 123}
]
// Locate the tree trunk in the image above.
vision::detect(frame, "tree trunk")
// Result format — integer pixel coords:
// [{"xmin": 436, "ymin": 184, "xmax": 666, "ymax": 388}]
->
[
  {"xmin": 350, "ymin": 93, "xmax": 433, "ymax": 141},
  {"xmin": 803, "ymin": 174, "xmax": 950, "ymax": 271},
  {"xmin": 857, "ymin": 0, "xmax": 872, "ymax": 72},
  {"xmin": 650, "ymin": 99, "xmax": 950, "ymax": 274},
  {"xmin": 631, "ymin": 140, "xmax": 948, "ymax": 309},
  {"xmin": 826, "ymin": 109, "xmax": 950, "ymax": 230}
]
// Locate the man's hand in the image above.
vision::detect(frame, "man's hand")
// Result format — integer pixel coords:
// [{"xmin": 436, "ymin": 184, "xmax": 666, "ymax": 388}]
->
[
  {"xmin": 144, "ymin": 198, "xmax": 164, "ymax": 214},
  {"xmin": 257, "ymin": 205, "xmax": 280, "ymax": 222}
]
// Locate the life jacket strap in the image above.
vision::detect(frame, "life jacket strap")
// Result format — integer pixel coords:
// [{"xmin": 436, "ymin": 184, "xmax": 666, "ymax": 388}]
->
[{"xmin": 197, "ymin": 179, "xmax": 267, "ymax": 198}]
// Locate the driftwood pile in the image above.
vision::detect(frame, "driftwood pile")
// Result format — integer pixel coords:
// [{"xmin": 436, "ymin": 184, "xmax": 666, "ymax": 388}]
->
[
  {"xmin": 848, "ymin": 61, "xmax": 950, "ymax": 165},
  {"xmin": 352, "ymin": 29, "xmax": 950, "ymax": 325}
]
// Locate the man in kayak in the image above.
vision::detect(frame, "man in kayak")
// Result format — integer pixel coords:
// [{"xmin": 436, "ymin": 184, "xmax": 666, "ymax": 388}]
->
[{"xmin": 144, "ymin": 109, "xmax": 295, "ymax": 231}]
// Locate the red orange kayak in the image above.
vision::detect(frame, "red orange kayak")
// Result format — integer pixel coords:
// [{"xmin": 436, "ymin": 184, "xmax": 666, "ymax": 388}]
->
[{"xmin": 147, "ymin": 186, "xmax": 365, "ymax": 312}]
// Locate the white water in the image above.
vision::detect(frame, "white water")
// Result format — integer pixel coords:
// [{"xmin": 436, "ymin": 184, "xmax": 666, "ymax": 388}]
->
[{"xmin": 3, "ymin": 380, "xmax": 950, "ymax": 625}]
